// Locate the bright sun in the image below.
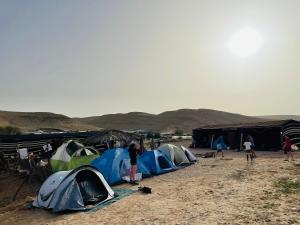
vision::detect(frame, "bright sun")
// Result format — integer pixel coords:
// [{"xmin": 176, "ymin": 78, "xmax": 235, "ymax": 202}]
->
[{"xmin": 228, "ymin": 28, "xmax": 263, "ymax": 58}]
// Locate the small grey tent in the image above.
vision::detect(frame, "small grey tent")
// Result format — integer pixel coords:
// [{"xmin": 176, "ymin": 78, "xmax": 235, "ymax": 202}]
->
[
  {"xmin": 181, "ymin": 146, "xmax": 197, "ymax": 163},
  {"xmin": 158, "ymin": 144, "xmax": 190, "ymax": 166},
  {"xmin": 33, "ymin": 165, "xmax": 115, "ymax": 212}
]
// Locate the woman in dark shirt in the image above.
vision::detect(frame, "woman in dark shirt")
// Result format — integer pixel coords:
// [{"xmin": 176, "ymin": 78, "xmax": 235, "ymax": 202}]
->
[{"xmin": 128, "ymin": 141, "xmax": 140, "ymax": 184}]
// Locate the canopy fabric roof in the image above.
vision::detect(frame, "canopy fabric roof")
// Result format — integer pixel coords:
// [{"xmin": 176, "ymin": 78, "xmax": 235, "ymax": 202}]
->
[{"xmin": 194, "ymin": 120, "xmax": 298, "ymax": 130}]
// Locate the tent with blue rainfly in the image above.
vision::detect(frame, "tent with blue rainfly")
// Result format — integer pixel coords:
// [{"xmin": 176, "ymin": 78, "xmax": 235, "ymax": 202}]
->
[
  {"xmin": 140, "ymin": 150, "xmax": 176, "ymax": 175},
  {"xmin": 91, "ymin": 148, "xmax": 151, "ymax": 185},
  {"xmin": 212, "ymin": 136, "xmax": 228, "ymax": 150},
  {"xmin": 32, "ymin": 165, "xmax": 115, "ymax": 213}
]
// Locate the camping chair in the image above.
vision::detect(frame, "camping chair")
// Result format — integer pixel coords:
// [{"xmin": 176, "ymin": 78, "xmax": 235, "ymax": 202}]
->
[
  {"xmin": 4, "ymin": 154, "xmax": 18, "ymax": 173},
  {"xmin": 28, "ymin": 154, "xmax": 53, "ymax": 183},
  {"xmin": 12, "ymin": 153, "xmax": 52, "ymax": 202},
  {"xmin": 0, "ymin": 152, "xmax": 8, "ymax": 173}
]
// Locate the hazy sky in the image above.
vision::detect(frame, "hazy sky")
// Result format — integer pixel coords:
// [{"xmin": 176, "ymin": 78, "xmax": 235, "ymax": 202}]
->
[{"xmin": 1, "ymin": 0, "xmax": 299, "ymax": 117}]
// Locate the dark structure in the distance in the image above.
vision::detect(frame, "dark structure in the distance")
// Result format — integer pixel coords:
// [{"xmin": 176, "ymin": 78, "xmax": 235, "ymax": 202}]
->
[
  {"xmin": 0, "ymin": 130, "xmax": 140, "ymax": 158},
  {"xmin": 193, "ymin": 120, "xmax": 300, "ymax": 151}
]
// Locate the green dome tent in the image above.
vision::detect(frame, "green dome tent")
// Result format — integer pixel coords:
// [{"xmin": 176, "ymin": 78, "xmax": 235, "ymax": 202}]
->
[{"xmin": 50, "ymin": 140, "xmax": 99, "ymax": 172}]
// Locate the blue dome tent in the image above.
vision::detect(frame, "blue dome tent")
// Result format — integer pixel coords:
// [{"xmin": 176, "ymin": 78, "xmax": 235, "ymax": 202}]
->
[
  {"xmin": 140, "ymin": 150, "xmax": 176, "ymax": 175},
  {"xmin": 91, "ymin": 148, "xmax": 151, "ymax": 185},
  {"xmin": 32, "ymin": 165, "xmax": 115, "ymax": 213}
]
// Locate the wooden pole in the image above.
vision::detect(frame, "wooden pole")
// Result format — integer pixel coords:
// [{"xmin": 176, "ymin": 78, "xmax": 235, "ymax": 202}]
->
[
  {"xmin": 210, "ymin": 134, "xmax": 215, "ymax": 149},
  {"xmin": 240, "ymin": 132, "xmax": 243, "ymax": 151}
]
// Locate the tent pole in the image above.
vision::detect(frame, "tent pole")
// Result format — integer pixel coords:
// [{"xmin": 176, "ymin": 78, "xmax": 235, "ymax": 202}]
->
[
  {"xmin": 239, "ymin": 132, "xmax": 243, "ymax": 151},
  {"xmin": 210, "ymin": 134, "xmax": 214, "ymax": 149}
]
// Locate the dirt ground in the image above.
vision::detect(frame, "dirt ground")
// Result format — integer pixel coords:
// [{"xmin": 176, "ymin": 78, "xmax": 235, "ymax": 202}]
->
[{"xmin": 1, "ymin": 144, "xmax": 300, "ymax": 225}]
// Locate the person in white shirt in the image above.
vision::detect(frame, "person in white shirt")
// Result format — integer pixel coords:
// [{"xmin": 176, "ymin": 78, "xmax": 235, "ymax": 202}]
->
[
  {"xmin": 43, "ymin": 142, "xmax": 53, "ymax": 159},
  {"xmin": 243, "ymin": 141, "xmax": 252, "ymax": 151},
  {"xmin": 247, "ymin": 135, "xmax": 257, "ymax": 158},
  {"xmin": 43, "ymin": 142, "xmax": 52, "ymax": 152},
  {"xmin": 243, "ymin": 140, "xmax": 254, "ymax": 161}
]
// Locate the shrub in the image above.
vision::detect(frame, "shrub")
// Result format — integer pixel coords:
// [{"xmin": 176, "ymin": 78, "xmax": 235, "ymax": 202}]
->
[
  {"xmin": 146, "ymin": 132, "xmax": 154, "ymax": 139},
  {"xmin": 174, "ymin": 128, "xmax": 183, "ymax": 136},
  {"xmin": 275, "ymin": 178, "xmax": 300, "ymax": 194},
  {"xmin": 0, "ymin": 126, "xmax": 21, "ymax": 135},
  {"xmin": 153, "ymin": 132, "xmax": 161, "ymax": 139}
]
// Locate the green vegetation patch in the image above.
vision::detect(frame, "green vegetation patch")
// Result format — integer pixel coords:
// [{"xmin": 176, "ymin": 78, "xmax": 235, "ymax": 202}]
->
[
  {"xmin": 0, "ymin": 126, "xmax": 21, "ymax": 135},
  {"xmin": 275, "ymin": 178, "xmax": 300, "ymax": 194}
]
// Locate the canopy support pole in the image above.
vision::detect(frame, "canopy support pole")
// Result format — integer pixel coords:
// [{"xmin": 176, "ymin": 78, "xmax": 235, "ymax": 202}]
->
[
  {"xmin": 239, "ymin": 132, "xmax": 243, "ymax": 151},
  {"xmin": 210, "ymin": 134, "xmax": 214, "ymax": 149}
]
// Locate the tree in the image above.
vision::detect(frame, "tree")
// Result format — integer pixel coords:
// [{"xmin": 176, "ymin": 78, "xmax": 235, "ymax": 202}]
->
[
  {"xmin": 174, "ymin": 128, "xmax": 184, "ymax": 136},
  {"xmin": 146, "ymin": 131, "xmax": 154, "ymax": 139},
  {"xmin": 153, "ymin": 132, "xmax": 161, "ymax": 139},
  {"xmin": 0, "ymin": 126, "xmax": 21, "ymax": 135}
]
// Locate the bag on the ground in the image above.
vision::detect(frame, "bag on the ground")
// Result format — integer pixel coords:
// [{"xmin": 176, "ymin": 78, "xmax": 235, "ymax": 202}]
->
[{"xmin": 138, "ymin": 186, "xmax": 152, "ymax": 194}]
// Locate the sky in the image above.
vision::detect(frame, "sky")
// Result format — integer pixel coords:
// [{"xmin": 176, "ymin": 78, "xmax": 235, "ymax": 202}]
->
[{"xmin": 1, "ymin": 0, "xmax": 299, "ymax": 117}]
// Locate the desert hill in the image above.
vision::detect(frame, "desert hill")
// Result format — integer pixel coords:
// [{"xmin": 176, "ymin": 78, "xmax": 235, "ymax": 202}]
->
[
  {"xmin": 258, "ymin": 115, "xmax": 300, "ymax": 121},
  {"xmin": 78, "ymin": 109, "xmax": 265, "ymax": 133},
  {"xmin": 0, "ymin": 110, "xmax": 98, "ymax": 132},
  {"xmin": 2, "ymin": 109, "xmax": 297, "ymax": 133}
]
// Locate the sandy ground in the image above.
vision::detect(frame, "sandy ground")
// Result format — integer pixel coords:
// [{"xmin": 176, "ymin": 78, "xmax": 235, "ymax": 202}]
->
[{"xmin": 1, "ymin": 146, "xmax": 300, "ymax": 225}]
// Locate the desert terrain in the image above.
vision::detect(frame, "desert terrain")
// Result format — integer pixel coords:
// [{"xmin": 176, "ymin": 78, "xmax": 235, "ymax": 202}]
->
[
  {"xmin": 0, "ymin": 109, "xmax": 266, "ymax": 132},
  {"xmin": 1, "ymin": 144, "xmax": 300, "ymax": 225}
]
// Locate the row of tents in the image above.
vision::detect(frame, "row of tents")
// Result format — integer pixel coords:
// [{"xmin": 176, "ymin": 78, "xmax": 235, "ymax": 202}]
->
[
  {"xmin": 33, "ymin": 141, "xmax": 197, "ymax": 212},
  {"xmin": 91, "ymin": 144, "xmax": 196, "ymax": 185},
  {"xmin": 50, "ymin": 140, "xmax": 197, "ymax": 182}
]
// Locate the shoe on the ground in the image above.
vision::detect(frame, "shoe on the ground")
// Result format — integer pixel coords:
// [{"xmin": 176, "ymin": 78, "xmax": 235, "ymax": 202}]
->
[{"xmin": 130, "ymin": 180, "xmax": 139, "ymax": 185}]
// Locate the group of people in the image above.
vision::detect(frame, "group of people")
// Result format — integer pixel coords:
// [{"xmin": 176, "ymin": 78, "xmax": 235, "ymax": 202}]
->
[
  {"xmin": 215, "ymin": 134, "xmax": 297, "ymax": 162},
  {"xmin": 243, "ymin": 134, "xmax": 298, "ymax": 161}
]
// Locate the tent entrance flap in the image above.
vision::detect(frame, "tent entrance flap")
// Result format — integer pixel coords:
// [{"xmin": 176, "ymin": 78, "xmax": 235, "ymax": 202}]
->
[
  {"xmin": 158, "ymin": 156, "xmax": 173, "ymax": 169},
  {"xmin": 76, "ymin": 170, "xmax": 109, "ymax": 206}
]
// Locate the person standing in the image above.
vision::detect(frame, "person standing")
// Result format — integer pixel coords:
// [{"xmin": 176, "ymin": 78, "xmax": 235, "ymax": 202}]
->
[
  {"xmin": 216, "ymin": 143, "xmax": 224, "ymax": 158},
  {"xmin": 157, "ymin": 140, "xmax": 161, "ymax": 148},
  {"xmin": 215, "ymin": 136, "xmax": 225, "ymax": 158},
  {"xmin": 43, "ymin": 142, "xmax": 53, "ymax": 159},
  {"xmin": 247, "ymin": 135, "xmax": 257, "ymax": 158},
  {"xmin": 128, "ymin": 141, "xmax": 140, "ymax": 185},
  {"xmin": 150, "ymin": 138, "xmax": 155, "ymax": 150},
  {"xmin": 139, "ymin": 137, "xmax": 145, "ymax": 153},
  {"xmin": 283, "ymin": 135, "xmax": 294, "ymax": 161},
  {"xmin": 243, "ymin": 140, "xmax": 253, "ymax": 161}
]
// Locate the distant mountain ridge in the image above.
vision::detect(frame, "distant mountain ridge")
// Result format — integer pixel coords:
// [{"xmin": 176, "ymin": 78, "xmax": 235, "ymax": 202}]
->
[
  {"xmin": 0, "ymin": 110, "xmax": 98, "ymax": 131},
  {"xmin": 78, "ymin": 109, "xmax": 265, "ymax": 132},
  {"xmin": 258, "ymin": 115, "xmax": 300, "ymax": 121},
  {"xmin": 1, "ymin": 109, "xmax": 298, "ymax": 133}
]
